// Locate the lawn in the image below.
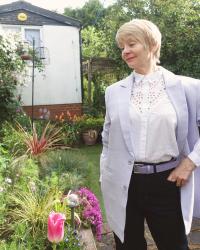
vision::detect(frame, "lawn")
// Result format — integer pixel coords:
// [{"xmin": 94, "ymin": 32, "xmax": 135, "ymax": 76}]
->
[{"xmin": 77, "ymin": 144, "xmax": 106, "ymax": 220}]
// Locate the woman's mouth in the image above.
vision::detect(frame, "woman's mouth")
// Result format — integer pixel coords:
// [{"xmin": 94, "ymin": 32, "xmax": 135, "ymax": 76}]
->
[{"xmin": 125, "ymin": 56, "xmax": 136, "ymax": 62}]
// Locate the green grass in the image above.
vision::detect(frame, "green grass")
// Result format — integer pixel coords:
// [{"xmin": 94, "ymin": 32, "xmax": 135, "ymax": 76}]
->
[{"xmin": 76, "ymin": 144, "xmax": 106, "ymax": 221}]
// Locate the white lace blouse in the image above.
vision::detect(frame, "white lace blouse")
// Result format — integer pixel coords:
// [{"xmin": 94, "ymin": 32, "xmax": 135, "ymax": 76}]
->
[{"xmin": 129, "ymin": 68, "xmax": 179, "ymax": 163}]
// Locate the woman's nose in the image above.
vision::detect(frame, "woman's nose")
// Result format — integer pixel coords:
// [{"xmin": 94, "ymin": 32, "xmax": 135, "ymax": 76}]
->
[{"xmin": 123, "ymin": 45, "xmax": 130, "ymax": 54}]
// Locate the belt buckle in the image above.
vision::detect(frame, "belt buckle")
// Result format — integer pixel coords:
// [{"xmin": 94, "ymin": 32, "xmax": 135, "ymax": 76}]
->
[{"xmin": 133, "ymin": 163, "xmax": 144, "ymax": 174}]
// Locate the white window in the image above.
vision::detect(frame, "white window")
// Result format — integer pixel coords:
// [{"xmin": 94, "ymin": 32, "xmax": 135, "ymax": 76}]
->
[
  {"xmin": 25, "ymin": 28, "xmax": 45, "ymax": 59},
  {"xmin": 24, "ymin": 28, "xmax": 40, "ymax": 48}
]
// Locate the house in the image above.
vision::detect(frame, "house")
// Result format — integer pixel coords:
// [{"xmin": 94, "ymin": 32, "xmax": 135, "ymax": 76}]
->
[{"xmin": 0, "ymin": 0, "xmax": 83, "ymax": 119}]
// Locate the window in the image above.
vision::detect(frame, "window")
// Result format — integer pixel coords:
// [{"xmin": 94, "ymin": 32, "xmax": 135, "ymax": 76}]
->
[
  {"xmin": 25, "ymin": 29, "xmax": 45, "ymax": 59},
  {"xmin": 25, "ymin": 29, "xmax": 40, "ymax": 48}
]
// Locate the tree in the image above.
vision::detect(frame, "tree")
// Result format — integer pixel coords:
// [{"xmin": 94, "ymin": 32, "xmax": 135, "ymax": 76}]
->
[
  {"xmin": 64, "ymin": 0, "xmax": 106, "ymax": 28},
  {"xmin": 81, "ymin": 26, "xmax": 107, "ymax": 58},
  {"xmin": 101, "ymin": 0, "xmax": 200, "ymax": 78}
]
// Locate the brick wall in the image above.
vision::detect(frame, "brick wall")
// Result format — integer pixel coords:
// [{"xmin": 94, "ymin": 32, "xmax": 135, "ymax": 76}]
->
[{"xmin": 23, "ymin": 103, "xmax": 82, "ymax": 120}]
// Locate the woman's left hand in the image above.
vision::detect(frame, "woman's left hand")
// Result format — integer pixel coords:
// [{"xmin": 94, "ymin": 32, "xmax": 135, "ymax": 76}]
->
[{"xmin": 167, "ymin": 157, "xmax": 196, "ymax": 187}]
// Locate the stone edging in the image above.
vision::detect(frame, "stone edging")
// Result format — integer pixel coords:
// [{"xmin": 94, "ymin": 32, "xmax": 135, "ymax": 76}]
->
[{"xmin": 80, "ymin": 227, "xmax": 97, "ymax": 250}]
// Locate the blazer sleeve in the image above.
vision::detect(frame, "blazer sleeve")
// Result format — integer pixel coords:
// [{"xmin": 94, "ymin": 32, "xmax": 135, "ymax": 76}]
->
[
  {"xmin": 187, "ymin": 79, "xmax": 200, "ymax": 167},
  {"xmin": 100, "ymin": 87, "xmax": 111, "ymax": 181}
]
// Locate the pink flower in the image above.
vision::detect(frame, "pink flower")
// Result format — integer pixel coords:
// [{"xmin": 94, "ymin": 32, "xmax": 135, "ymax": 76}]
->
[{"xmin": 47, "ymin": 211, "xmax": 66, "ymax": 243}]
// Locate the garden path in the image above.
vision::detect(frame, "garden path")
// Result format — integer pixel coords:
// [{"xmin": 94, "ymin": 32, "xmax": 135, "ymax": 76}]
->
[{"xmin": 97, "ymin": 218, "xmax": 200, "ymax": 250}]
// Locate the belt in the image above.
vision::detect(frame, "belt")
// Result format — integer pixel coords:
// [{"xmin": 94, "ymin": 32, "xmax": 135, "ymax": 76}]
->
[{"xmin": 133, "ymin": 158, "xmax": 178, "ymax": 174}]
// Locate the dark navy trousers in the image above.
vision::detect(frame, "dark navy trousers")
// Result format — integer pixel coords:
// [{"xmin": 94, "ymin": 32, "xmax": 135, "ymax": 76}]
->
[{"xmin": 114, "ymin": 168, "xmax": 189, "ymax": 250}]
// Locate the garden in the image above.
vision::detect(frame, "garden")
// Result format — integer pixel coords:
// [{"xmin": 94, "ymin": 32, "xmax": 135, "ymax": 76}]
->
[
  {"xmin": 0, "ymin": 29, "xmax": 104, "ymax": 249},
  {"xmin": 1, "ymin": 0, "xmax": 200, "ymax": 249},
  {"xmin": 0, "ymin": 115, "xmax": 104, "ymax": 249}
]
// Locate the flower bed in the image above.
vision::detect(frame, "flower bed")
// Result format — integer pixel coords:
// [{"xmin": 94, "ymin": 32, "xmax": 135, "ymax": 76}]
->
[{"xmin": 0, "ymin": 119, "xmax": 103, "ymax": 249}]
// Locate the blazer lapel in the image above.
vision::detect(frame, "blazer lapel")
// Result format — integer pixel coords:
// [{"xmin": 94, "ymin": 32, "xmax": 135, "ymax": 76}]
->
[
  {"xmin": 117, "ymin": 73, "xmax": 135, "ymax": 158},
  {"xmin": 162, "ymin": 67, "xmax": 188, "ymax": 154}
]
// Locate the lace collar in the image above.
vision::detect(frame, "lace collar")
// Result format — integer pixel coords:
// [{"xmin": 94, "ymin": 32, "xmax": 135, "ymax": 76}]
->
[{"xmin": 133, "ymin": 66, "xmax": 162, "ymax": 84}]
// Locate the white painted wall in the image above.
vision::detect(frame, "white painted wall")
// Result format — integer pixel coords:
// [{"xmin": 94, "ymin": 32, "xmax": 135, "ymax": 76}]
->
[{"xmin": 19, "ymin": 25, "xmax": 82, "ymax": 106}]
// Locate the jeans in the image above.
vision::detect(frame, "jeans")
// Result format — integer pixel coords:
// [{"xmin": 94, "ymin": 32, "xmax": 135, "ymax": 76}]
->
[{"xmin": 114, "ymin": 168, "xmax": 189, "ymax": 250}]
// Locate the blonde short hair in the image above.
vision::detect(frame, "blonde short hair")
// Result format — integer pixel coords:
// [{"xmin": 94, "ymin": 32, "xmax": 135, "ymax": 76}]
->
[{"xmin": 116, "ymin": 19, "xmax": 162, "ymax": 63}]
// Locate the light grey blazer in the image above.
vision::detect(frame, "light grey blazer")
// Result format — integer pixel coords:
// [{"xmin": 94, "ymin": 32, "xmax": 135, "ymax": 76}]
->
[{"xmin": 100, "ymin": 67, "xmax": 200, "ymax": 242}]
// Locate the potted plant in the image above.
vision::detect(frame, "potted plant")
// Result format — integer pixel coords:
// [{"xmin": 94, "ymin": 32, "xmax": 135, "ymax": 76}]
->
[{"xmin": 75, "ymin": 115, "xmax": 104, "ymax": 145}]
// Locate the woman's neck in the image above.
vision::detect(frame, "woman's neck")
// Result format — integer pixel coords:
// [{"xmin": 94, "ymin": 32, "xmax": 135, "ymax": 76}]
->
[{"xmin": 134, "ymin": 63, "xmax": 157, "ymax": 75}]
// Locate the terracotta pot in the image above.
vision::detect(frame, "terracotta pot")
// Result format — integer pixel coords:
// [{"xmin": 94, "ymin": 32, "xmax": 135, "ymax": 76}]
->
[{"xmin": 82, "ymin": 129, "xmax": 98, "ymax": 145}]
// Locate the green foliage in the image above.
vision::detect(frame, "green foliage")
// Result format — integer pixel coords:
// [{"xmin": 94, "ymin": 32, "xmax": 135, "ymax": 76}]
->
[
  {"xmin": 0, "ymin": 117, "xmax": 56, "ymax": 157},
  {"xmin": 101, "ymin": 0, "xmax": 200, "ymax": 78},
  {"xmin": 61, "ymin": 226, "xmax": 81, "ymax": 250},
  {"xmin": 82, "ymin": 26, "xmax": 107, "ymax": 57},
  {"xmin": 0, "ymin": 122, "xmax": 26, "ymax": 156},
  {"xmin": 0, "ymin": 187, "xmax": 60, "ymax": 249},
  {"xmin": 0, "ymin": 31, "xmax": 44, "ymax": 126},
  {"xmin": 0, "ymin": 32, "xmax": 27, "ymax": 125},
  {"xmin": 14, "ymin": 109, "xmax": 31, "ymax": 129},
  {"xmin": 76, "ymin": 115, "xmax": 104, "ymax": 133},
  {"xmin": 0, "ymin": 116, "xmax": 102, "ymax": 249},
  {"xmin": 38, "ymin": 149, "xmax": 89, "ymax": 191},
  {"xmin": 64, "ymin": 0, "xmax": 105, "ymax": 28},
  {"xmin": 6, "ymin": 156, "xmax": 39, "ymax": 191},
  {"xmin": 61, "ymin": 122, "xmax": 81, "ymax": 147}
]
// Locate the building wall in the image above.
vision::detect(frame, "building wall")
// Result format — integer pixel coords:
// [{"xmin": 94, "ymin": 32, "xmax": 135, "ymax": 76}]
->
[
  {"xmin": 18, "ymin": 25, "xmax": 82, "ymax": 106},
  {"xmin": 23, "ymin": 103, "xmax": 82, "ymax": 120}
]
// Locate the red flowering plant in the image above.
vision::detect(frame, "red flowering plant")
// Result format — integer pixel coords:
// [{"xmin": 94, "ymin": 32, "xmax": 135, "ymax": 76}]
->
[
  {"xmin": 77, "ymin": 187, "xmax": 103, "ymax": 241},
  {"xmin": 54, "ymin": 112, "xmax": 82, "ymax": 146}
]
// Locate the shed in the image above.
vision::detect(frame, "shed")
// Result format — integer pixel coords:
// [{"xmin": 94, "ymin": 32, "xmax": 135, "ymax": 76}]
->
[{"xmin": 0, "ymin": 0, "xmax": 83, "ymax": 119}]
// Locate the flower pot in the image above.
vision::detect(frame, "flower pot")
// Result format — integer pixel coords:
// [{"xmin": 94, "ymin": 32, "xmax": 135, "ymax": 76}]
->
[
  {"xmin": 82, "ymin": 129, "xmax": 98, "ymax": 145},
  {"xmin": 21, "ymin": 54, "xmax": 32, "ymax": 60}
]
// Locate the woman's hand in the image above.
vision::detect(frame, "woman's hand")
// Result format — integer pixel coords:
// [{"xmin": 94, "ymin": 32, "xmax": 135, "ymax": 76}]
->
[{"xmin": 167, "ymin": 157, "xmax": 196, "ymax": 187}]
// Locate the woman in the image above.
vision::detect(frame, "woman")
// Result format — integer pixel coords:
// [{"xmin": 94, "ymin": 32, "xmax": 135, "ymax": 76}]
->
[{"xmin": 100, "ymin": 19, "xmax": 200, "ymax": 250}]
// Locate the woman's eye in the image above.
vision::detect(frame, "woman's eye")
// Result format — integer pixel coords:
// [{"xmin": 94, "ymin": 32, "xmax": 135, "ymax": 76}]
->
[{"xmin": 130, "ymin": 43, "xmax": 135, "ymax": 47}]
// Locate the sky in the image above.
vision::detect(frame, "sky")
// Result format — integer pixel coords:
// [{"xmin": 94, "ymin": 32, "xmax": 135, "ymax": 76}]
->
[{"xmin": 0, "ymin": 0, "xmax": 117, "ymax": 13}]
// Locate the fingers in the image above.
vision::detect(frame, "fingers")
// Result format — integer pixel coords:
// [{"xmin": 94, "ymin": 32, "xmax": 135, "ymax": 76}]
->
[
  {"xmin": 168, "ymin": 178, "xmax": 186, "ymax": 187},
  {"xmin": 176, "ymin": 178, "xmax": 187, "ymax": 187},
  {"xmin": 167, "ymin": 173, "xmax": 176, "ymax": 182},
  {"xmin": 176, "ymin": 178, "xmax": 183, "ymax": 187},
  {"xmin": 167, "ymin": 174, "xmax": 187, "ymax": 187}
]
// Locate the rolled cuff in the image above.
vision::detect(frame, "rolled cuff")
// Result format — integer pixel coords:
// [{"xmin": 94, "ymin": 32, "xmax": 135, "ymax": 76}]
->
[{"xmin": 188, "ymin": 151, "xmax": 200, "ymax": 167}]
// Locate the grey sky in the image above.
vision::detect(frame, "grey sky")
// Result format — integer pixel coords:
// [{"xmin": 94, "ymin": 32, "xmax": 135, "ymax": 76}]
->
[{"xmin": 0, "ymin": 0, "xmax": 117, "ymax": 13}]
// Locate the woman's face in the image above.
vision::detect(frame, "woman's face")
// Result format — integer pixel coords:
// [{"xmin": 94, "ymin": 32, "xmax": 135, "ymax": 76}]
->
[{"xmin": 120, "ymin": 37, "xmax": 153, "ymax": 72}]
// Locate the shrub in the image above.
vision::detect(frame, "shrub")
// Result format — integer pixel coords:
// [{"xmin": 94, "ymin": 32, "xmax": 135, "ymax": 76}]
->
[
  {"xmin": 0, "ymin": 122, "xmax": 26, "ymax": 156},
  {"xmin": 75, "ymin": 115, "xmax": 104, "ymax": 133},
  {"xmin": 61, "ymin": 122, "xmax": 81, "ymax": 147},
  {"xmin": 38, "ymin": 149, "xmax": 90, "ymax": 192},
  {"xmin": 38, "ymin": 149, "xmax": 89, "ymax": 177},
  {"xmin": 0, "ymin": 31, "xmax": 27, "ymax": 125},
  {"xmin": 44, "ymin": 171, "xmax": 84, "ymax": 193}
]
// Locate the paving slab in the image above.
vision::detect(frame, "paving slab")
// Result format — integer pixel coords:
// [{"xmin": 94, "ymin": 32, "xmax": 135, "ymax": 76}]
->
[{"xmin": 97, "ymin": 218, "xmax": 200, "ymax": 250}]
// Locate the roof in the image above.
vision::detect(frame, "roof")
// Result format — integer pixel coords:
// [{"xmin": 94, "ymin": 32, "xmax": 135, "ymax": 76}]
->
[{"xmin": 0, "ymin": 1, "xmax": 81, "ymax": 28}]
